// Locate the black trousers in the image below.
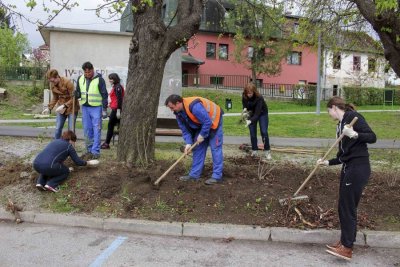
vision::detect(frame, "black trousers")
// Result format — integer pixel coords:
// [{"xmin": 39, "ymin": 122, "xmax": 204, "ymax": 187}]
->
[
  {"xmin": 34, "ymin": 162, "xmax": 69, "ymax": 188},
  {"xmin": 339, "ymin": 162, "xmax": 370, "ymax": 248},
  {"xmin": 105, "ymin": 109, "xmax": 120, "ymax": 144}
]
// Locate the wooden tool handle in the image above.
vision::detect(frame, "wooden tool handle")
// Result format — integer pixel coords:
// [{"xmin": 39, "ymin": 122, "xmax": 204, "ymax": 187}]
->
[
  {"xmin": 293, "ymin": 116, "xmax": 358, "ymax": 196},
  {"xmin": 154, "ymin": 142, "xmax": 199, "ymax": 185}
]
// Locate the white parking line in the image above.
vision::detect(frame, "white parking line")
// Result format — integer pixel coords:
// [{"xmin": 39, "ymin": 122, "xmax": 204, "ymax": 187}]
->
[{"xmin": 89, "ymin": 236, "xmax": 127, "ymax": 267}]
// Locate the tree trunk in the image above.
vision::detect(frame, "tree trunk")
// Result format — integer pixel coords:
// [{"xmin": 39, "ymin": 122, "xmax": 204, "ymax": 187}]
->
[
  {"xmin": 353, "ymin": 0, "xmax": 400, "ymax": 76},
  {"xmin": 117, "ymin": 0, "xmax": 203, "ymax": 167}
]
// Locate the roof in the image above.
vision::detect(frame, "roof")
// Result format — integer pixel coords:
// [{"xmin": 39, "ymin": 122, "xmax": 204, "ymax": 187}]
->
[
  {"xmin": 182, "ymin": 54, "xmax": 204, "ymax": 65},
  {"xmin": 39, "ymin": 26, "xmax": 133, "ymax": 46}
]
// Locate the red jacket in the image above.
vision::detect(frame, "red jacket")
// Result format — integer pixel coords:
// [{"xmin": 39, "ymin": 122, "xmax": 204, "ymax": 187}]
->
[{"xmin": 109, "ymin": 84, "xmax": 124, "ymax": 110}]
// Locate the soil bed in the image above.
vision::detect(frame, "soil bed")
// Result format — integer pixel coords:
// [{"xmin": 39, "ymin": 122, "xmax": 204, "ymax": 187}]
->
[{"xmin": 1, "ymin": 149, "xmax": 399, "ymax": 231}]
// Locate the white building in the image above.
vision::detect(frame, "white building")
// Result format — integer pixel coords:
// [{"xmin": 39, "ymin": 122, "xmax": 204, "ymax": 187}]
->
[
  {"xmin": 39, "ymin": 26, "xmax": 181, "ymax": 120},
  {"xmin": 322, "ymin": 49, "xmax": 386, "ymax": 96}
]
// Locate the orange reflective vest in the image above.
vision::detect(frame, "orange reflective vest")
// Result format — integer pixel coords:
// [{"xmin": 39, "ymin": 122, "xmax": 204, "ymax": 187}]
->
[{"xmin": 182, "ymin": 97, "xmax": 222, "ymax": 130}]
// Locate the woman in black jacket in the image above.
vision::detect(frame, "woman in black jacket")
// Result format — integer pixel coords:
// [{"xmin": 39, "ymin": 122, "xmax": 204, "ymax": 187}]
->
[
  {"xmin": 242, "ymin": 83, "xmax": 271, "ymax": 159},
  {"xmin": 317, "ymin": 96, "xmax": 376, "ymax": 260}
]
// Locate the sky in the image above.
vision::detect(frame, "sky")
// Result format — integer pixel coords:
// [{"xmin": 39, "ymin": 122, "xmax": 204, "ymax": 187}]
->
[{"xmin": 4, "ymin": 0, "xmax": 121, "ymax": 48}]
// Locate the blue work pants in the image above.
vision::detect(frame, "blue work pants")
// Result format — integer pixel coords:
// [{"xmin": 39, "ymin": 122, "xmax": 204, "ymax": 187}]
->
[
  {"xmin": 82, "ymin": 105, "xmax": 102, "ymax": 156},
  {"xmin": 189, "ymin": 117, "xmax": 224, "ymax": 180}
]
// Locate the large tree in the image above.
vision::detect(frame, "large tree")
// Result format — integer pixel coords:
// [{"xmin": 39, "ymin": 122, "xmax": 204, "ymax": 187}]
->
[
  {"xmin": 296, "ymin": 0, "xmax": 400, "ymax": 76},
  {"xmin": 118, "ymin": 1, "xmax": 204, "ymax": 167}
]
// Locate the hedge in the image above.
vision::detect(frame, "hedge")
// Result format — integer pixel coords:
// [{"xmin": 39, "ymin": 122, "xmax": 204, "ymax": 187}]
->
[{"xmin": 343, "ymin": 86, "xmax": 400, "ymax": 105}]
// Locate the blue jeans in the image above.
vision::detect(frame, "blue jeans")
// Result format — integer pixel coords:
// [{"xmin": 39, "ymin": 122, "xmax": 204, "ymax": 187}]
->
[
  {"xmin": 190, "ymin": 117, "xmax": 224, "ymax": 180},
  {"xmin": 54, "ymin": 113, "xmax": 77, "ymax": 139},
  {"xmin": 34, "ymin": 162, "xmax": 69, "ymax": 188},
  {"xmin": 82, "ymin": 105, "xmax": 102, "ymax": 156},
  {"xmin": 248, "ymin": 113, "xmax": 270, "ymax": 151}
]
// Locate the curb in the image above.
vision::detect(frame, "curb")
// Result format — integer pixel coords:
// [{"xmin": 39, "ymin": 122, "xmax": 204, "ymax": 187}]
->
[{"xmin": 1, "ymin": 208, "xmax": 399, "ymax": 249}]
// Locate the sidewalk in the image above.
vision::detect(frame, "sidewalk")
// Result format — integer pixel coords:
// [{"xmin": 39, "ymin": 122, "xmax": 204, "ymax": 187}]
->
[
  {"xmin": 0, "ymin": 125, "xmax": 398, "ymax": 149},
  {"xmin": 0, "ymin": 207, "xmax": 399, "ymax": 249}
]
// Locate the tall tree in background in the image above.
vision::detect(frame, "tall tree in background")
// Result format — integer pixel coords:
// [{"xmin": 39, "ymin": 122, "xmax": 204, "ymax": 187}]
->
[
  {"xmin": 0, "ymin": 6, "xmax": 13, "ymax": 30},
  {"xmin": 0, "ymin": 27, "xmax": 29, "ymax": 66},
  {"xmin": 225, "ymin": 0, "xmax": 291, "ymax": 83},
  {"xmin": 295, "ymin": 0, "xmax": 400, "ymax": 76}
]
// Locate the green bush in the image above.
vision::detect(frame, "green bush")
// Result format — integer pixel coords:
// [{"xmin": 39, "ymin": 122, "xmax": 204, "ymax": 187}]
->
[
  {"xmin": 343, "ymin": 86, "xmax": 400, "ymax": 105},
  {"xmin": 293, "ymin": 84, "xmax": 317, "ymax": 106}
]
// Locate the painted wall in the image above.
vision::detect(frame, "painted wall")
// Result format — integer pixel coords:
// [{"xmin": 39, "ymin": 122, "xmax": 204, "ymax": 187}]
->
[
  {"xmin": 43, "ymin": 28, "xmax": 181, "ymax": 119},
  {"xmin": 184, "ymin": 32, "xmax": 318, "ymax": 85}
]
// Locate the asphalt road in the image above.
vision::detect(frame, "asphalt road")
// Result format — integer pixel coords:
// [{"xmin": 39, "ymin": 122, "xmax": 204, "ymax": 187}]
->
[{"xmin": 1, "ymin": 221, "xmax": 399, "ymax": 267}]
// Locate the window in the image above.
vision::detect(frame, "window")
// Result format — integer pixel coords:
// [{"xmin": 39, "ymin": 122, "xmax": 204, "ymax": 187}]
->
[
  {"xmin": 293, "ymin": 22, "xmax": 299, "ymax": 34},
  {"xmin": 255, "ymin": 79, "xmax": 263, "ymax": 88},
  {"xmin": 210, "ymin": 76, "xmax": 224, "ymax": 85},
  {"xmin": 219, "ymin": 44, "xmax": 229, "ymax": 60},
  {"xmin": 181, "ymin": 44, "xmax": 188, "ymax": 53},
  {"xmin": 353, "ymin": 56, "xmax": 361, "ymax": 71},
  {"xmin": 368, "ymin": 57, "xmax": 376, "ymax": 73},
  {"xmin": 206, "ymin": 42, "xmax": 216, "ymax": 59},
  {"xmin": 247, "ymin": 46, "xmax": 254, "ymax": 59},
  {"xmin": 333, "ymin": 53, "xmax": 341, "ymax": 69},
  {"xmin": 161, "ymin": 4, "xmax": 166, "ymax": 19},
  {"xmin": 287, "ymin": 52, "xmax": 302, "ymax": 65}
]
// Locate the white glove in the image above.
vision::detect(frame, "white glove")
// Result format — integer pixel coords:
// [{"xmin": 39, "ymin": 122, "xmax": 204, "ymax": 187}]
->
[
  {"xmin": 116, "ymin": 109, "xmax": 121, "ymax": 119},
  {"xmin": 55, "ymin": 105, "xmax": 66, "ymax": 114},
  {"xmin": 87, "ymin": 159, "xmax": 99, "ymax": 166},
  {"xmin": 245, "ymin": 120, "xmax": 251, "ymax": 127},
  {"xmin": 317, "ymin": 159, "xmax": 329, "ymax": 166},
  {"xmin": 102, "ymin": 110, "xmax": 108, "ymax": 119},
  {"xmin": 184, "ymin": 144, "xmax": 192, "ymax": 154},
  {"xmin": 343, "ymin": 125, "xmax": 358, "ymax": 139},
  {"xmin": 197, "ymin": 134, "xmax": 204, "ymax": 143},
  {"xmin": 42, "ymin": 108, "xmax": 50, "ymax": 115},
  {"xmin": 241, "ymin": 108, "xmax": 250, "ymax": 120},
  {"xmin": 69, "ymin": 167, "xmax": 74, "ymax": 172}
]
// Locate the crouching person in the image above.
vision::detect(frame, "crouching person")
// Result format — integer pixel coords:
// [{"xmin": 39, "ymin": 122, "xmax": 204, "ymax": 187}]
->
[{"xmin": 33, "ymin": 130, "xmax": 99, "ymax": 192}]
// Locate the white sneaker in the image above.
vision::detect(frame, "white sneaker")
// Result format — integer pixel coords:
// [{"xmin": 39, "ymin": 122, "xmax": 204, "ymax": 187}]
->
[
  {"xmin": 265, "ymin": 150, "xmax": 272, "ymax": 160},
  {"xmin": 251, "ymin": 150, "xmax": 258, "ymax": 157}
]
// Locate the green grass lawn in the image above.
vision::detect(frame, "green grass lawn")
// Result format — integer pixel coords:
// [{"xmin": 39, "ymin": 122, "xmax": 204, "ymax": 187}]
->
[{"xmin": 1, "ymin": 85, "xmax": 399, "ymax": 139}]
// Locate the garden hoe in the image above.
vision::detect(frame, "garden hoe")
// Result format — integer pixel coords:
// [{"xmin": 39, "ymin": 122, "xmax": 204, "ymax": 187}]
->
[
  {"xmin": 279, "ymin": 117, "xmax": 358, "ymax": 206},
  {"xmin": 153, "ymin": 142, "xmax": 199, "ymax": 188}
]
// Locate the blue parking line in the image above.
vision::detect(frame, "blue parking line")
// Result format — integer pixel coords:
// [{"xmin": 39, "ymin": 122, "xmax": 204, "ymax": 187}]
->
[{"xmin": 89, "ymin": 236, "xmax": 128, "ymax": 267}]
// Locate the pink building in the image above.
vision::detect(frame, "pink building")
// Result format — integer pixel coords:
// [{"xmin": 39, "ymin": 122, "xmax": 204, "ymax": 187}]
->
[{"xmin": 182, "ymin": 32, "xmax": 318, "ymax": 88}]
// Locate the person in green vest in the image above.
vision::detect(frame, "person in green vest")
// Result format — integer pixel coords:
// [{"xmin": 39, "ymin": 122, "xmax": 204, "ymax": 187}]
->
[{"xmin": 75, "ymin": 62, "xmax": 108, "ymax": 159}]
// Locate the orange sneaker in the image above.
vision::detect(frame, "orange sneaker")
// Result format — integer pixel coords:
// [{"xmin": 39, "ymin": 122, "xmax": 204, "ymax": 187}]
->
[
  {"xmin": 326, "ymin": 240, "xmax": 341, "ymax": 250},
  {"xmin": 326, "ymin": 244, "xmax": 352, "ymax": 261}
]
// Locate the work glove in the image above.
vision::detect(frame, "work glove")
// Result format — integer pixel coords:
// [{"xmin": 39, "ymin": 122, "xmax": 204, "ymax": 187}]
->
[
  {"xmin": 317, "ymin": 158, "xmax": 329, "ymax": 166},
  {"xmin": 116, "ymin": 109, "xmax": 121, "ymax": 119},
  {"xmin": 41, "ymin": 108, "xmax": 50, "ymax": 115},
  {"xmin": 245, "ymin": 120, "xmax": 251, "ymax": 127},
  {"xmin": 55, "ymin": 104, "xmax": 66, "ymax": 114},
  {"xmin": 102, "ymin": 110, "xmax": 108, "ymax": 119},
  {"xmin": 184, "ymin": 144, "xmax": 192, "ymax": 154},
  {"xmin": 69, "ymin": 167, "xmax": 74, "ymax": 172},
  {"xmin": 241, "ymin": 108, "xmax": 250, "ymax": 120},
  {"xmin": 87, "ymin": 159, "xmax": 100, "ymax": 166},
  {"xmin": 342, "ymin": 125, "xmax": 358, "ymax": 139},
  {"xmin": 197, "ymin": 134, "xmax": 204, "ymax": 143}
]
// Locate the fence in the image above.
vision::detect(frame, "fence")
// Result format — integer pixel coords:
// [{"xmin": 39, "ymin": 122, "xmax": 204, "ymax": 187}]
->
[
  {"xmin": 183, "ymin": 73, "xmax": 329, "ymax": 100},
  {"xmin": 1, "ymin": 66, "xmax": 48, "ymax": 81}
]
